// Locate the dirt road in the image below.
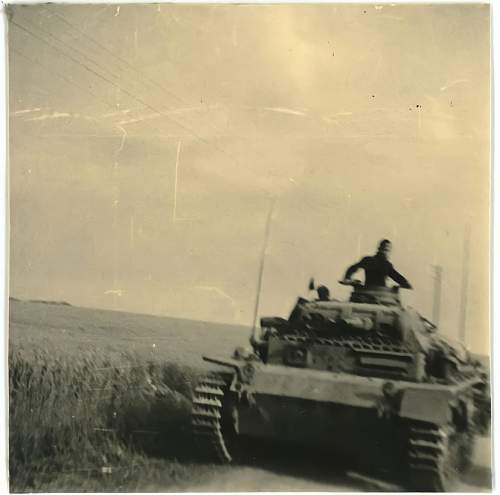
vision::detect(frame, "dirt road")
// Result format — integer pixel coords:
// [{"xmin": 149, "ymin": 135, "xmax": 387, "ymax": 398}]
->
[{"xmin": 184, "ymin": 437, "xmax": 491, "ymax": 492}]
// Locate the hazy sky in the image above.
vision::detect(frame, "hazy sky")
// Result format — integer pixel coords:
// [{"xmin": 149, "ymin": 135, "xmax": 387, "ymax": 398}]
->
[{"xmin": 8, "ymin": 4, "xmax": 490, "ymax": 353}]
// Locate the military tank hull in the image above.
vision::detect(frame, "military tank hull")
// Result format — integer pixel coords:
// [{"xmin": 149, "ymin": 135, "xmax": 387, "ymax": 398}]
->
[
  {"xmin": 192, "ymin": 284, "xmax": 490, "ymax": 491},
  {"xmin": 192, "ymin": 360, "xmax": 483, "ymax": 491}
]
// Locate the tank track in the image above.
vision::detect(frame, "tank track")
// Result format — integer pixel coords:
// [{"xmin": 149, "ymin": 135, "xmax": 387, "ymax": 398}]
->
[
  {"xmin": 191, "ymin": 374, "xmax": 233, "ymax": 463},
  {"xmin": 407, "ymin": 422, "xmax": 457, "ymax": 491}
]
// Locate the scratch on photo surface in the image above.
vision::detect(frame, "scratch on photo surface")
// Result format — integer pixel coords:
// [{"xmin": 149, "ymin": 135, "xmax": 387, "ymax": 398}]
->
[
  {"xmin": 26, "ymin": 112, "xmax": 72, "ymax": 121},
  {"xmin": 104, "ymin": 289, "xmax": 124, "ymax": 297},
  {"xmin": 195, "ymin": 285, "xmax": 236, "ymax": 305},
  {"xmin": 115, "ymin": 125, "xmax": 127, "ymax": 155},
  {"xmin": 440, "ymin": 79, "xmax": 469, "ymax": 91},
  {"xmin": 118, "ymin": 105, "xmax": 218, "ymax": 126},
  {"xmin": 12, "ymin": 107, "xmax": 42, "ymax": 116},
  {"xmin": 119, "ymin": 112, "xmax": 160, "ymax": 125},
  {"xmin": 101, "ymin": 108, "xmax": 139, "ymax": 118},
  {"xmin": 262, "ymin": 107, "xmax": 307, "ymax": 117},
  {"xmin": 25, "ymin": 111, "xmax": 101, "ymax": 123}
]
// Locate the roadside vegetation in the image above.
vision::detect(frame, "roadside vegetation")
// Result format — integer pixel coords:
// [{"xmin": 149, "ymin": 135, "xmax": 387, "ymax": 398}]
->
[
  {"xmin": 8, "ymin": 299, "xmax": 248, "ymax": 492},
  {"xmin": 9, "ymin": 345, "xmax": 207, "ymax": 492}
]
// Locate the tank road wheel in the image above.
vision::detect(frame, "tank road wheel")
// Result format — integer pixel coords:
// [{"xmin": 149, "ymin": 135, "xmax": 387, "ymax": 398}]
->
[
  {"xmin": 407, "ymin": 421, "xmax": 474, "ymax": 492},
  {"xmin": 191, "ymin": 373, "xmax": 237, "ymax": 463}
]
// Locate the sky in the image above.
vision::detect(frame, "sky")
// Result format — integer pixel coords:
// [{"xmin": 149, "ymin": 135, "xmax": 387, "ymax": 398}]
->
[{"xmin": 8, "ymin": 3, "xmax": 490, "ymax": 353}]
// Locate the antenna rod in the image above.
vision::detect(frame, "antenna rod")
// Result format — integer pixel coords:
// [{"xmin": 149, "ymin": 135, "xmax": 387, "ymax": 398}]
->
[
  {"xmin": 458, "ymin": 224, "xmax": 471, "ymax": 344},
  {"xmin": 251, "ymin": 198, "xmax": 275, "ymax": 340}
]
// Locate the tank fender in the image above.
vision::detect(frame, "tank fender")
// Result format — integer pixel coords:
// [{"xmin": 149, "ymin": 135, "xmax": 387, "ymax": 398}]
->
[
  {"xmin": 202, "ymin": 356, "xmax": 241, "ymax": 370},
  {"xmin": 203, "ymin": 356, "xmax": 257, "ymax": 387},
  {"xmin": 400, "ymin": 388, "xmax": 453, "ymax": 424}
]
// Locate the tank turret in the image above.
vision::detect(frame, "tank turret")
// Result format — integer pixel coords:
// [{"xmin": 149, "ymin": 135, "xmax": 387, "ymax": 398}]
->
[{"xmin": 251, "ymin": 281, "xmax": 482, "ymax": 385}]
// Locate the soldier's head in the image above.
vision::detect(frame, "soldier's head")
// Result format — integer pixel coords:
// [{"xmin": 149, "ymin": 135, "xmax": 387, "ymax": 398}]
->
[
  {"xmin": 316, "ymin": 285, "xmax": 330, "ymax": 301},
  {"xmin": 377, "ymin": 239, "xmax": 392, "ymax": 259}
]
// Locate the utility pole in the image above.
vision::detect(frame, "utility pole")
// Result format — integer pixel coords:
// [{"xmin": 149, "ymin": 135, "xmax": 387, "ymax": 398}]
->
[
  {"xmin": 432, "ymin": 265, "xmax": 443, "ymax": 327},
  {"xmin": 458, "ymin": 225, "xmax": 471, "ymax": 345}
]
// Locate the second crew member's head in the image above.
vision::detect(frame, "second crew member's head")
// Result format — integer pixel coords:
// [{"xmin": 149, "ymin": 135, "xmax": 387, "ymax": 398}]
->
[{"xmin": 316, "ymin": 285, "xmax": 330, "ymax": 301}]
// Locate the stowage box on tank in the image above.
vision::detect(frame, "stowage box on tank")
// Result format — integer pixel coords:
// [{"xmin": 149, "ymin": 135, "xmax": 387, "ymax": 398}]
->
[{"xmin": 191, "ymin": 280, "xmax": 490, "ymax": 491}]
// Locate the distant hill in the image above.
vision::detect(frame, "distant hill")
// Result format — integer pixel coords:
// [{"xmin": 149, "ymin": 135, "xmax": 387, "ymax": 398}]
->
[
  {"xmin": 10, "ymin": 296, "xmax": 72, "ymax": 306},
  {"xmin": 29, "ymin": 299, "xmax": 73, "ymax": 306},
  {"xmin": 9, "ymin": 299, "xmax": 250, "ymax": 369}
]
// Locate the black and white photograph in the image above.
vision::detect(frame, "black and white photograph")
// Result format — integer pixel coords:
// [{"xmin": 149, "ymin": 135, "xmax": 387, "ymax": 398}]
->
[{"xmin": 7, "ymin": 3, "xmax": 491, "ymax": 492}]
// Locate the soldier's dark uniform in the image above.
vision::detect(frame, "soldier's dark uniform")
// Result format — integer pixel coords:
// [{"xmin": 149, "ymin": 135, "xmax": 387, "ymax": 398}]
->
[{"xmin": 344, "ymin": 251, "xmax": 412, "ymax": 289}]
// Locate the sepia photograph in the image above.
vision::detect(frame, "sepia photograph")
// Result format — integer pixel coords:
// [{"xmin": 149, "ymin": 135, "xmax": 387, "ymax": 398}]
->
[{"xmin": 7, "ymin": 2, "xmax": 491, "ymax": 492}]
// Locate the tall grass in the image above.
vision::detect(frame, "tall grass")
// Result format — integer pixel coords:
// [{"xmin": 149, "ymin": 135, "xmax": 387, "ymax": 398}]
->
[{"xmin": 9, "ymin": 345, "xmax": 203, "ymax": 492}]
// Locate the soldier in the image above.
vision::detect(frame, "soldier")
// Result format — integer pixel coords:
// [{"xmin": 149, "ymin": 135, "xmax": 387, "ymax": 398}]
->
[
  {"xmin": 342, "ymin": 239, "xmax": 412, "ymax": 289},
  {"xmin": 316, "ymin": 285, "xmax": 330, "ymax": 301}
]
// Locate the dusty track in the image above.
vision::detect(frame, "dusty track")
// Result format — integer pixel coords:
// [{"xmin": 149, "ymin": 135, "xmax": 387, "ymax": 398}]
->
[{"xmin": 185, "ymin": 437, "xmax": 491, "ymax": 492}]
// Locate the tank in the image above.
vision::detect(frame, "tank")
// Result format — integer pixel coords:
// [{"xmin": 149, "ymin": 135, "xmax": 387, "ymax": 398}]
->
[{"xmin": 191, "ymin": 280, "xmax": 490, "ymax": 491}]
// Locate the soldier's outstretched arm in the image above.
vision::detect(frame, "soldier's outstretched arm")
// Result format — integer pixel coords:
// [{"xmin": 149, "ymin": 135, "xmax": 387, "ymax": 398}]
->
[
  {"xmin": 343, "ymin": 258, "xmax": 366, "ymax": 280},
  {"xmin": 388, "ymin": 266, "xmax": 412, "ymax": 289}
]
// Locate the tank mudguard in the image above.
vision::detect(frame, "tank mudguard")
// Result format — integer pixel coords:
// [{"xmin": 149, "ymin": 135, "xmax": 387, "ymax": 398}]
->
[
  {"xmin": 399, "ymin": 378, "xmax": 481, "ymax": 424},
  {"xmin": 202, "ymin": 356, "xmax": 241, "ymax": 371},
  {"xmin": 399, "ymin": 388, "xmax": 454, "ymax": 424}
]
